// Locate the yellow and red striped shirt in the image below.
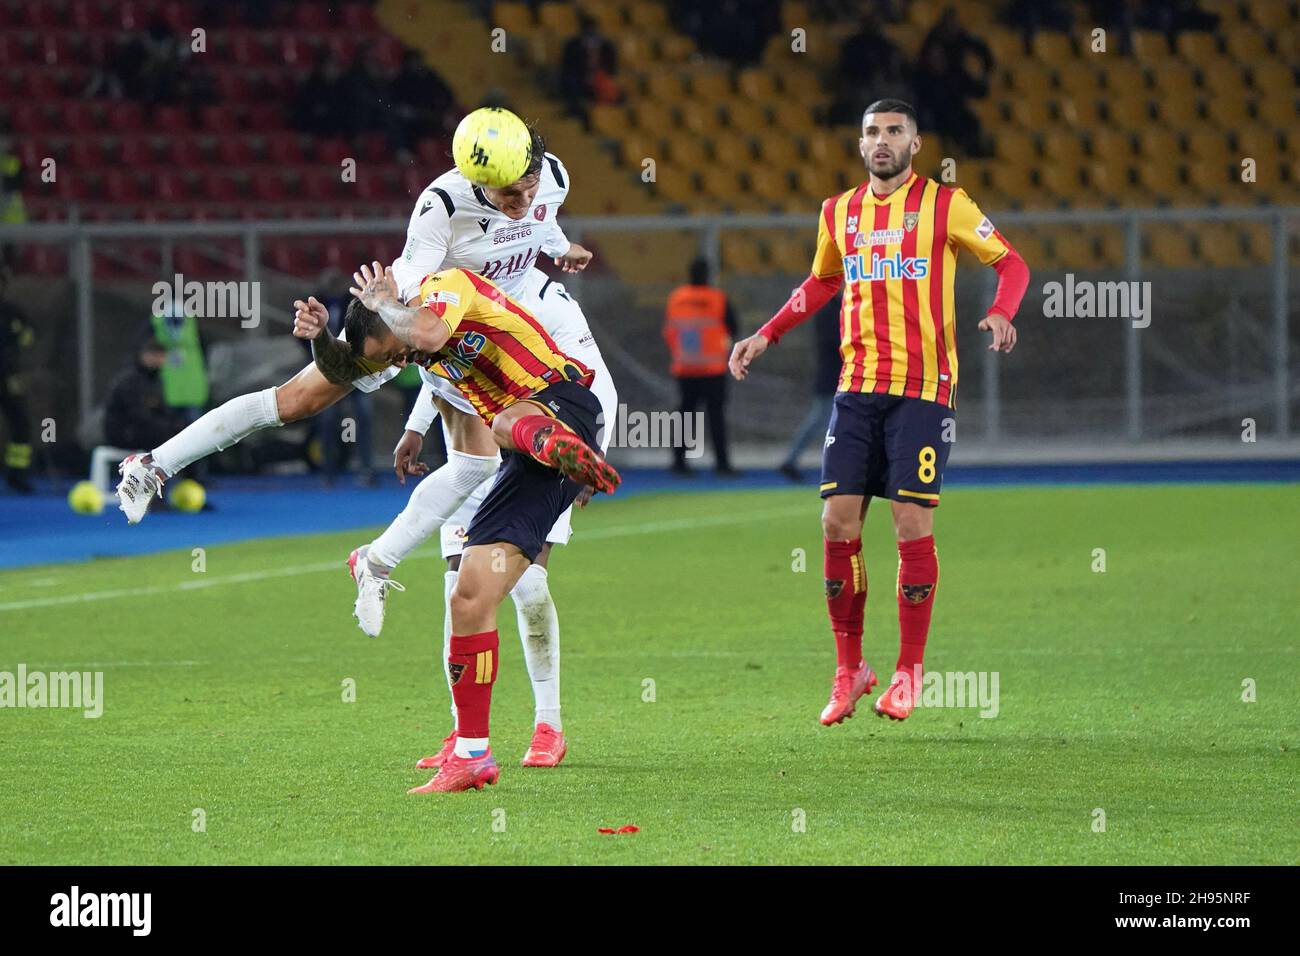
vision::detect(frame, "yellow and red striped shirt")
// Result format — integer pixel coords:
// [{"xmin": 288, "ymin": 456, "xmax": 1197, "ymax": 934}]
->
[
  {"xmin": 415, "ymin": 268, "xmax": 591, "ymax": 423},
  {"xmin": 811, "ymin": 172, "xmax": 1014, "ymax": 407}
]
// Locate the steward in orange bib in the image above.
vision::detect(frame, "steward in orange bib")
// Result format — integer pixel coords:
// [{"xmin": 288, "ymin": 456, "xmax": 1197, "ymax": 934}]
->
[{"xmin": 662, "ymin": 258, "xmax": 738, "ymax": 475}]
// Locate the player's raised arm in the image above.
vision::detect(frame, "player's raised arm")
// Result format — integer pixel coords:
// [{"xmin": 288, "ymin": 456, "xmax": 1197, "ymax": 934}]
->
[{"xmin": 350, "ymin": 261, "xmax": 452, "ymax": 354}]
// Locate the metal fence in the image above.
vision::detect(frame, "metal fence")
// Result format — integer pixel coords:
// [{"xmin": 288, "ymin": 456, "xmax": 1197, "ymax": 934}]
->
[{"xmin": 3, "ymin": 206, "xmax": 1296, "ymax": 468}]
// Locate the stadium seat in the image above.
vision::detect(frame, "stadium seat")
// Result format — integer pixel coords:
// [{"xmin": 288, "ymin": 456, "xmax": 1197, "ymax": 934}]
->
[
  {"xmin": 1146, "ymin": 228, "xmax": 1196, "ymax": 267},
  {"xmin": 1223, "ymin": 25, "xmax": 1269, "ymax": 60},
  {"xmin": 1175, "ymin": 31, "xmax": 1219, "ymax": 62},
  {"xmin": 677, "ymin": 101, "xmax": 715, "ymax": 134}
]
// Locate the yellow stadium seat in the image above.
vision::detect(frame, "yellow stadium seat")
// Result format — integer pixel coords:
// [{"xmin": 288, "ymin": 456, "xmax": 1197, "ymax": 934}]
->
[
  {"xmin": 723, "ymin": 99, "xmax": 768, "ymax": 130},
  {"xmin": 1248, "ymin": 1, "xmax": 1292, "ymax": 30},
  {"xmin": 1255, "ymin": 92, "xmax": 1299, "ymax": 127},
  {"xmin": 626, "ymin": 2, "xmax": 667, "ymax": 30},
  {"xmin": 982, "ymin": 27, "xmax": 1025, "ymax": 63},
  {"xmin": 737, "ymin": 68, "xmax": 778, "ymax": 100},
  {"xmin": 1195, "ymin": 233, "xmax": 1242, "ymax": 267},
  {"xmin": 1130, "ymin": 30, "xmax": 1169, "ymax": 58},
  {"xmin": 699, "ymin": 166, "xmax": 743, "ymax": 201},
  {"xmin": 1236, "ymin": 125, "xmax": 1281, "ymax": 158},
  {"xmin": 747, "ymin": 166, "xmax": 793, "ymax": 201},
  {"xmin": 1223, "ymin": 25, "xmax": 1270, "ymax": 61},
  {"xmin": 771, "ymin": 100, "xmax": 814, "ymax": 130},
  {"xmin": 657, "ymin": 33, "xmax": 696, "ymax": 62},
  {"xmin": 1155, "ymin": 88, "xmax": 1202, "ymax": 127},
  {"xmin": 1088, "ymin": 129, "xmax": 1132, "ymax": 164},
  {"xmin": 632, "ymin": 100, "xmax": 674, "ymax": 131},
  {"xmin": 619, "ymin": 131, "xmax": 657, "ymax": 166},
  {"xmin": 1134, "ymin": 162, "xmax": 1178, "ymax": 198},
  {"xmin": 1238, "ymin": 223, "xmax": 1274, "ymax": 263},
  {"xmin": 1039, "ymin": 163, "xmax": 1085, "ymax": 199},
  {"xmin": 664, "ymin": 135, "xmax": 709, "ymax": 167},
  {"xmin": 792, "ymin": 164, "xmax": 842, "ymax": 201},
  {"xmin": 1184, "ymin": 160, "xmax": 1233, "ymax": 192},
  {"xmin": 644, "ymin": 71, "xmax": 685, "ymax": 101},
  {"xmin": 710, "ymin": 130, "xmax": 756, "ymax": 165},
  {"xmin": 1185, "ymin": 130, "xmax": 1231, "ymax": 160},
  {"xmin": 1203, "ymin": 94, "xmax": 1247, "ymax": 126},
  {"xmin": 689, "ymin": 69, "xmax": 732, "ymax": 102},
  {"xmin": 721, "ymin": 234, "xmax": 766, "ymax": 275},
  {"xmin": 955, "ymin": 158, "xmax": 993, "ymax": 192},
  {"xmin": 1175, "ymin": 31, "xmax": 1220, "ymax": 62},
  {"xmin": 1008, "ymin": 96, "xmax": 1052, "ymax": 128},
  {"xmin": 1135, "ymin": 126, "xmax": 1182, "ymax": 159},
  {"xmin": 590, "ymin": 104, "xmax": 630, "ymax": 137},
  {"xmin": 969, "ymin": 97, "xmax": 1006, "ymax": 127},
  {"xmin": 1148, "ymin": 60, "xmax": 1198, "ymax": 94},
  {"xmin": 1101, "ymin": 61, "xmax": 1146, "ymax": 93},
  {"xmin": 1146, "ymin": 228, "xmax": 1196, "ymax": 267},
  {"xmin": 493, "ymin": 1, "xmax": 534, "ymax": 34},
  {"xmin": 678, "ymin": 101, "xmax": 716, "ymax": 134},
  {"xmin": 1106, "ymin": 96, "xmax": 1151, "ymax": 128},
  {"xmin": 996, "ymin": 129, "xmax": 1038, "ymax": 166},
  {"xmin": 1006, "ymin": 60, "xmax": 1051, "ymax": 95},
  {"xmin": 537, "ymin": 1, "xmax": 578, "ymax": 34},
  {"xmin": 778, "ymin": 69, "xmax": 820, "ymax": 102},
  {"xmin": 1248, "ymin": 61, "xmax": 1293, "ymax": 93},
  {"xmin": 1010, "ymin": 230, "xmax": 1048, "ymax": 268},
  {"xmin": 1199, "ymin": 62, "xmax": 1248, "ymax": 98},
  {"xmin": 1056, "ymin": 63, "xmax": 1104, "ymax": 97},
  {"xmin": 805, "ymin": 130, "xmax": 850, "ymax": 165},
  {"xmin": 652, "ymin": 168, "xmax": 698, "ymax": 204},
  {"xmin": 753, "ymin": 131, "xmax": 801, "ymax": 167},
  {"xmin": 617, "ymin": 33, "xmax": 652, "ymax": 67},
  {"xmin": 1057, "ymin": 96, "xmax": 1104, "ymax": 128},
  {"xmin": 1031, "ymin": 32, "xmax": 1076, "ymax": 62},
  {"xmin": 1041, "ymin": 129, "xmax": 1084, "ymax": 162},
  {"xmin": 1095, "ymin": 227, "xmax": 1126, "ymax": 266},
  {"xmin": 1046, "ymin": 228, "xmax": 1100, "ymax": 268}
]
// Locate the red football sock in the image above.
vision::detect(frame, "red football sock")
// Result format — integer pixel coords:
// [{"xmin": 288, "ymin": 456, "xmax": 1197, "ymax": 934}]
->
[
  {"xmin": 824, "ymin": 537, "xmax": 867, "ymax": 669},
  {"xmin": 510, "ymin": 414, "xmax": 572, "ymax": 465},
  {"xmin": 896, "ymin": 535, "xmax": 939, "ymax": 681},
  {"xmin": 448, "ymin": 630, "xmax": 499, "ymax": 738}
]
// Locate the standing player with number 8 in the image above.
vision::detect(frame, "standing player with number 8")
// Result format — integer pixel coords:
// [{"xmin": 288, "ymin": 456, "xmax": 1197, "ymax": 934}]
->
[{"xmin": 729, "ymin": 99, "xmax": 1030, "ymax": 723}]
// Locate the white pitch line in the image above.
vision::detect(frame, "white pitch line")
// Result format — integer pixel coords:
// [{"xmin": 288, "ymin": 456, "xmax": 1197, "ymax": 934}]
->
[{"xmin": 0, "ymin": 504, "xmax": 814, "ymax": 613}]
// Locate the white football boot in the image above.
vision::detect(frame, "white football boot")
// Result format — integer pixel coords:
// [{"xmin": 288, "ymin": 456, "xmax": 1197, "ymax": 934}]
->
[
  {"xmin": 116, "ymin": 454, "xmax": 165, "ymax": 524},
  {"xmin": 348, "ymin": 545, "xmax": 405, "ymax": 638}
]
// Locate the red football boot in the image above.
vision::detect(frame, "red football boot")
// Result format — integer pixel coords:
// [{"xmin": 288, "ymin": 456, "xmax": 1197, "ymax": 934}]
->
[
  {"xmin": 819, "ymin": 661, "xmax": 878, "ymax": 726},
  {"xmin": 408, "ymin": 750, "xmax": 500, "ymax": 794},
  {"xmin": 874, "ymin": 670, "xmax": 920, "ymax": 721},
  {"xmin": 520, "ymin": 723, "xmax": 567, "ymax": 767},
  {"xmin": 540, "ymin": 430, "xmax": 621, "ymax": 494},
  {"xmin": 416, "ymin": 729, "xmax": 457, "ymax": 770}
]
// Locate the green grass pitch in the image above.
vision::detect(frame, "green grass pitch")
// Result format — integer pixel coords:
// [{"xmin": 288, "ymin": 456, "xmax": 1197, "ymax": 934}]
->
[{"xmin": 1, "ymin": 484, "xmax": 1296, "ymax": 865}]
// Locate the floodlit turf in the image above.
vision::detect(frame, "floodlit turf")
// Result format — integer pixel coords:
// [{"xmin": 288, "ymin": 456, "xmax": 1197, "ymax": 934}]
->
[{"xmin": 0, "ymin": 484, "xmax": 1296, "ymax": 865}]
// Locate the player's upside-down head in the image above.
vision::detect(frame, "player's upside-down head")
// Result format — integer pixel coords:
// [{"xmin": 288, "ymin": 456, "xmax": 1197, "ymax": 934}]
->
[
  {"xmin": 860, "ymin": 97, "xmax": 921, "ymax": 180},
  {"xmin": 477, "ymin": 123, "xmax": 548, "ymax": 221},
  {"xmin": 334, "ymin": 298, "xmax": 433, "ymax": 383}
]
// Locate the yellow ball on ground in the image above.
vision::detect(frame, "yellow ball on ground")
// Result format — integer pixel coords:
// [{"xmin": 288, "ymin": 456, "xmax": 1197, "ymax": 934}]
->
[
  {"xmin": 68, "ymin": 481, "xmax": 105, "ymax": 515},
  {"xmin": 452, "ymin": 107, "xmax": 533, "ymax": 188},
  {"xmin": 170, "ymin": 479, "xmax": 206, "ymax": 513}
]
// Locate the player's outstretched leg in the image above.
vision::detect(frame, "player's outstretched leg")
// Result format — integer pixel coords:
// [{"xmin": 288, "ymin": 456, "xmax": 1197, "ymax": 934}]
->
[
  {"xmin": 511, "ymin": 562, "xmax": 567, "ymax": 767},
  {"xmin": 409, "ymin": 543, "xmax": 530, "ymax": 794},
  {"xmin": 349, "ymin": 450, "xmax": 500, "ymax": 637},
  {"xmin": 820, "ymin": 495, "xmax": 878, "ymax": 725},
  {"xmin": 505, "ymin": 412, "xmax": 620, "ymax": 494},
  {"xmin": 876, "ymin": 521, "xmax": 939, "ymax": 722}
]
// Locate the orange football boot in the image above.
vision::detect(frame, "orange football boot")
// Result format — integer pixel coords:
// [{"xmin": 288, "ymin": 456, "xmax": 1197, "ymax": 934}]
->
[
  {"xmin": 416, "ymin": 729, "xmax": 457, "ymax": 771},
  {"xmin": 408, "ymin": 750, "xmax": 500, "ymax": 793},
  {"xmin": 520, "ymin": 723, "xmax": 567, "ymax": 767},
  {"xmin": 819, "ymin": 661, "xmax": 878, "ymax": 725},
  {"xmin": 874, "ymin": 670, "xmax": 920, "ymax": 721}
]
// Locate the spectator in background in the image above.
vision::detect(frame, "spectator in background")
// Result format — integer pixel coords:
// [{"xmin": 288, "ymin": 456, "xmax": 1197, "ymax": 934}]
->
[
  {"xmin": 293, "ymin": 53, "xmax": 351, "ymax": 139},
  {"xmin": 777, "ymin": 297, "xmax": 841, "ymax": 483},
  {"xmin": 672, "ymin": 0, "xmax": 780, "ymax": 65},
  {"xmin": 104, "ymin": 337, "xmax": 195, "ymax": 456},
  {"xmin": 830, "ymin": 21, "xmax": 911, "ymax": 125},
  {"xmin": 390, "ymin": 49, "xmax": 458, "ymax": 151},
  {"xmin": 914, "ymin": 7, "xmax": 994, "ymax": 155},
  {"xmin": 560, "ymin": 14, "xmax": 620, "ymax": 126},
  {"xmin": 1003, "ymin": 0, "xmax": 1073, "ymax": 37},
  {"xmin": 663, "ymin": 258, "xmax": 738, "ymax": 477},
  {"xmin": 0, "ymin": 264, "xmax": 34, "ymax": 493}
]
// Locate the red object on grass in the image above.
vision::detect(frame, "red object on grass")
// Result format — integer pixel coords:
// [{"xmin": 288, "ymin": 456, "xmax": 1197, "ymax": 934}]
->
[{"xmin": 597, "ymin": 825, "xmax": 640, "ymax": 834}]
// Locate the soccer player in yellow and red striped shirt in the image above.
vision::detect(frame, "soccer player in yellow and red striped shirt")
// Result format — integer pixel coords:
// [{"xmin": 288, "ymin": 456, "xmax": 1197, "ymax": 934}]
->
[
  {"xmin": 730, "ymin": 99, "xmax": 1030, "ymax": 724},
  {"xmin": 325, "ymin": 261, "xmax": 619, "ymax": 792}
]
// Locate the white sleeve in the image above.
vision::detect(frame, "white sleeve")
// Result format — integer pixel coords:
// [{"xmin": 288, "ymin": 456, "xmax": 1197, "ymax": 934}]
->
[
  {"xmin": 391, "ymin": 189, "xmax": 451, "ymax": 303},
  {"xmin": 403, "ymin": 377, "xmax": 439, "ymax": 435},
  {"xmin": 540, "ymin": 218, "xmax": 571, "ymax": 258}
]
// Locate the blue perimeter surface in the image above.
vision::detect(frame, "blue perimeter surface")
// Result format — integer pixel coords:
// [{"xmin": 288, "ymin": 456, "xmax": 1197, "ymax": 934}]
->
[{"xmin": 1, "ymin": 460, "xmax": 1297, "ymax": 570}]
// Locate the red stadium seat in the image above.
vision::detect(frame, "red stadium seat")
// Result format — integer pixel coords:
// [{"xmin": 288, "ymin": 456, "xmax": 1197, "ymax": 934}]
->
[
  {"xmin": 246, "ymin": 103, "xmax": 284, "ymax": 131},
  {"xmin": 295, "ymin": 4, "xmax": 331, "ymax": 31},
  {"xmin": 215, "ymin": 137, "xmax": 254, "ymax": 166},
  {"xmin": 8, "ymin": 104, "xmax": 51, "ymax": 134},
  {"xmin": 302, "ymin": 169, "xmax": 342, "ymax": 201},
  {"xmin": 215, "ymin": 72, "xmax": 250, "ymax": 102},
  {"xmin": 316, "ymin": 138, "xmax": 351, "ymax": 164},
  {"xmin": 153, "ymin": 105, "xmax": 193, "ymax": 132},
  {"xmin": 200, "ymin": 105, "xmax": 240, "ymax": 133},
  {"xmin": 117, "ymin": 137, "xmax": 157, "ymax": 167},
  {"xmin": 227, "ymin": 30, "xmax": 270, "ymax": 66},
  {"xmin": 70, "ymin": 0, "xmax": 109, "ymax": 30},
  {"xmin": 23, "ymin": 70, "xmax": 60, "ymax": 101},
  {"xmin": 103, "ymin": 170, "xmax": 142, "ymax": 202},
  {"xmin": 39, "ymin": 34, "xmax": 75, "ymax": 66},
  {"xmin": 107, "ymin": 102, "xmax": 145, "ymax": 132},
  {"xmin": 341, "ymin": 4, "xmax": 377, "ymax": 30},
  {"xmin": 168, "ymin": 137, "xmax": 208, "ymax": 167},
  {"xmin": 267, "ymin": 137, "xmax": 304, "ymax": 165},
  {"xmin": 159, "ymin": 1, "xmax": 196, "ymax": 32},
  {"xmin": 203, "ymin": 171, "xmax": 242, "ymax": 202},
  {"xmin": 62, "ymin": 102, "xmax": 101, "ymax": 133},
  {"xmin": 69, "ymin": 139, "xmax": 103, "ymax": 168},
  {"xmin": 252, "ymin": 171, "xmax": 290, "ymax": 202},
  {"xmin": 154, "ymin": 170, "xmax": 190, "ymax": 202}
]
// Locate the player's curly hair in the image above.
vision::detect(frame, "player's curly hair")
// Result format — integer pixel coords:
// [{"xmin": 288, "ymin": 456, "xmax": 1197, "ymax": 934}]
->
[{"xmin": 524, "ymin": 123, "xmax": 546, "ymax": 178}]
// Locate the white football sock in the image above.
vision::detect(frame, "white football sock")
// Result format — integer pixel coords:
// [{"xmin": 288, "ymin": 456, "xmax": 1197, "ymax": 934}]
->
[
  {"xmin": 150, "ymin": 387, "xmax": 281, "ymax": 477},
  {"xmin": 367, "ymin": 450, "xmax": 499, "ymax": 569},
  {"xmin": 454, "ymin": 735, "xmax": 489, "ymax": 758},
  {"xmin": 511, "ymin": 564, "xmax": 561, "ymax": 730},
  {"xmin": 443, "ymin": 569, "xmax": 458, "ymax": 723}
]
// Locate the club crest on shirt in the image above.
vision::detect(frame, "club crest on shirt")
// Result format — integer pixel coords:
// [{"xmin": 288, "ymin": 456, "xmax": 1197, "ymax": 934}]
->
[{"xmin": 904, "ymin": 211, "xmax": 919, "ymax": 232}]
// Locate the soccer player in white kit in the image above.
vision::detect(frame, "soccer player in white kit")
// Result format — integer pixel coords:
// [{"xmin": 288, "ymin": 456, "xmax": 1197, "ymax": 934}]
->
[{"xmin": 115, "ymin": 125, "xmax": 617, "ymax": 770}]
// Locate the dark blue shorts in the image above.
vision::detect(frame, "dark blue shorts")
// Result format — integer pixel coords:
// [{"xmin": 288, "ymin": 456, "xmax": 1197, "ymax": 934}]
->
[
  {"xmin": 819, "ymin": 392, "xmax": 953, "ymax": 507},
  {"xmin": 465, "ymin": 380, "xmax": 603, "ymax": 561}
]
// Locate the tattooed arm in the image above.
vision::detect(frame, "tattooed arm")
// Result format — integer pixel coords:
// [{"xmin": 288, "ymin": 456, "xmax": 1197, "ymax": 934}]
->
[
  {"xmin": 350, "ymin": 261, "xmax": 451, "ymax": 354},
  {"xmin": 293, "ymin": 295, "xmax": 360, "ymax": 386}
]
